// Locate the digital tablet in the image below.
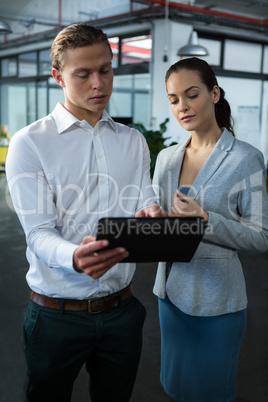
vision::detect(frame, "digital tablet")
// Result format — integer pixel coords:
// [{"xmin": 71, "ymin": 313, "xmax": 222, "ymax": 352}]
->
[{"xmin": 96, "ymin": 217, "xmax": 206, "ymax": 262}]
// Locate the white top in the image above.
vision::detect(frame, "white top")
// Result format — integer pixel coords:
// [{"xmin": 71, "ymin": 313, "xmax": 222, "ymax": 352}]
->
[{"xmin": 6, "ymin": 103, "xmax": 157, "ymax": 299}]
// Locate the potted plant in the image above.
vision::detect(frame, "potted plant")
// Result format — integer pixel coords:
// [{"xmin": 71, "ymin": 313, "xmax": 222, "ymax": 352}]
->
[{"xmin": 129, "ymin": 118, "xmax": 176, "ymax": 177}]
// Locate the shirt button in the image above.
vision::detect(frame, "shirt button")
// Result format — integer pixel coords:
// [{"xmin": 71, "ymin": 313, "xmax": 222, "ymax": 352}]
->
[
  {"xmin": 101, "ymin": 179, "xmax": 106, "ymax": 184},
  {"xmin": 94, "ymin": 132, "xmax": 98, "ymax": 136},
  {"xmin": 98, "ymin": 154, "xmax": 102, "ymax": 159},
  {"xmin": 102, "ymin": 205, "xmax": 107, "ymax": 211}
]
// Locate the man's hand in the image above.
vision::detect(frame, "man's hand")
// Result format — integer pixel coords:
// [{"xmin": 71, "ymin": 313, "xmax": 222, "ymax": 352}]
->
[
  {"xmin": 135, "ymin": 204, "xmax": 168, "ymax": 218},
  {"xmin": 73, "ymin": 235, "xmax": 129, "ymax": 279}
]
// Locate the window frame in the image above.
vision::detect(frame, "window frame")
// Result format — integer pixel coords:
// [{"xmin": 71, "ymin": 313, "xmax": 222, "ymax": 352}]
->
[
  {"xmin": 109, "ymin": 30, "xmax": 151, "ymax": 75},
  {"xmin": 198, "ymin": 31, "xmax": 268, "ymax": 81}
]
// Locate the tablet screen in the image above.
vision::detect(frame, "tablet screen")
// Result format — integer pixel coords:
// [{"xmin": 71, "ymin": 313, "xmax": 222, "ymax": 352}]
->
[{"xmin": 96, "ymin": 217, "xmax": 206, "ymax": 262}]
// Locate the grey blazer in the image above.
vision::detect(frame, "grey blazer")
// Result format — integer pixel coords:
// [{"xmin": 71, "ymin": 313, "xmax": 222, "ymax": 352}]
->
[{"xmin": 153, "ymin": 129, "xmax": 268, "ymax": 316}]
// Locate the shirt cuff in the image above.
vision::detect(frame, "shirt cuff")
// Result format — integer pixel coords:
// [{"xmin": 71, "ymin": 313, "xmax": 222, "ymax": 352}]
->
[{"xmin": 53, "ymin": 242, "xmax": 79, "ymax": 271}]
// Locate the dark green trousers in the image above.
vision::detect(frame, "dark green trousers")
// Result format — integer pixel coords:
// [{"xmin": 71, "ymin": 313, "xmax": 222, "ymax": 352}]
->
[{"xmin": 23, "ymin": 295, "xmax": 146, "ymax": 402}]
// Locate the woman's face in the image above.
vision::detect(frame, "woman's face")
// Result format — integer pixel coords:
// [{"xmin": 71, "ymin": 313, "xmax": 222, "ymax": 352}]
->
[{"xmin": 166, "ymin": 69, "xmax": 220, "ymax": 134}]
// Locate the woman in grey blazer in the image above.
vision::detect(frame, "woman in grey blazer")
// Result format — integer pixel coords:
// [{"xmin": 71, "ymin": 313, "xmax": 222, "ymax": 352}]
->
[{"xmin": 152, "ymin": 57, "xmax": 268, "ymax": 401}]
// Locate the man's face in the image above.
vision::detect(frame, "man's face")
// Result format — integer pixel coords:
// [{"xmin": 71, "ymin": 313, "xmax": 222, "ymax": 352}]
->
[{"xmin": 52, "ymin": 42, "xmax": 113, "ymax": 126}]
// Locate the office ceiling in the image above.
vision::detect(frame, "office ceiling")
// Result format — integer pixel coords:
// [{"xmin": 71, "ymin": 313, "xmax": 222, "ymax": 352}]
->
[
  {"xmin": 0, "ymin": 0, "xmax": 268, "ymax": 49},
  {"xmin": 196, "ymin": 0, "xmax": 268, "ymax": 19}
]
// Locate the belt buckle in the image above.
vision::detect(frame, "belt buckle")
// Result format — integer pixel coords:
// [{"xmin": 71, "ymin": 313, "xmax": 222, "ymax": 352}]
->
[{"xmin": 87, "ymin": 299, "xmax": 102, "ymax": 314}]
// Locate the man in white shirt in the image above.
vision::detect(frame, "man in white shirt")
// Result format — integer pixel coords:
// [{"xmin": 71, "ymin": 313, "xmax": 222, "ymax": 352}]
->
[{"xmin": 6, "ymin": 23, "xmax": 160, "ymax": 402}]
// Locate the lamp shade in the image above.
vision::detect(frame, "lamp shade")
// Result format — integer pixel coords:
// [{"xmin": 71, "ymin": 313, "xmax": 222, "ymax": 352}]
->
[
  {"xmin": 0, "ymin": 20, "xmax": 12, "ymax": 34},
  {"xmin": 177, "ymin": 31, "xmax": 208, "ymax": 57}
]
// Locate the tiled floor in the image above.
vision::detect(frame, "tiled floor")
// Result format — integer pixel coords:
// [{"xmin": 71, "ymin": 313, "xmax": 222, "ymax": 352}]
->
[{"xmin": 1, "ymin": 175, "xmax": 267, "ymax": 402}]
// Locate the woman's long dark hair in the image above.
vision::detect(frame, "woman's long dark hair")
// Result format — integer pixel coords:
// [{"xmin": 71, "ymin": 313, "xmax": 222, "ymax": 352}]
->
[{"xmin": 165, "ymin": 57, "xmax": 235, "ymax": 136}]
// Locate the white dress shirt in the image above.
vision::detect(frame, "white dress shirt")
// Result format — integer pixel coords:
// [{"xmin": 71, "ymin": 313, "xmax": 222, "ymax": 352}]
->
[{"xmin": 6, "ymin": 103, "xmax": 157, "ymax": 298}]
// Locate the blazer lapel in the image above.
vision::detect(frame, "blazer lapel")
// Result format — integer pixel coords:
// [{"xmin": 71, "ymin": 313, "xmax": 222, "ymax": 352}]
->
[
  {"xmin": 170, "ymin": 136, "xmax": 191, "ymax": 188},
  {"xmin": 160, "ymin": 136, "xmax": 190, "ymax": 212},
  {"xmin": 188, "ymin": 129, "xmax": 235, "ymax": 200}
]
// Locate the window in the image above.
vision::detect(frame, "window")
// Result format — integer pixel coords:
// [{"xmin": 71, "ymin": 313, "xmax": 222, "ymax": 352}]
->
[
  {"xmin": 121, "ymin": 34, "xmax": 152, "ymax": 65},
  {"xmin": 109, "ymin": 92, "xmax": 132, "ymax": 117},
  {"xmin": 114, "ymin": 75, "xmax": 132, "ymax": 88},
  {"xmin": 0, "ymin": 82, "xmax": 36, "ymax": 134},
  {"xmin": 37, "ymin": 81, "xmax": 48, "ymax": 119},
  {"xmin": 108, "ymin": 74, "xmax": 150, "ymax": 127},
  {"xmin": 19, "ymin": 52, "xmax": 37, "ymax": 77},
  {"xmin": 134, "ymin": 93, "xmax": 149, "ymax": 125},
  {"xmin": 27, "ymin": 82, "xmax": 36, "ymax": 124},
  {"xmin": 198, "ymin": 38, "xmax": 222, "ymax": 66},
  {"xmin": 106, "ymin": 33, "xmax": 152, "ymax": 127},
  {"xmin": 263, "ymin": 45, "xmax": 268, "ymax": 74},
  {"xmin": 0, "ymin": 30, "xmax": 152, "ymax": 133},
  {"xmin": 48, "ymin": 76, "xmax": 64, "ymax": 113},
  {"xmin": 1, "ymin": 57, "xmax": 17, "ymax": 77},
  {"xmin": 224, "ymin": 40, "xmax": 262, "ymax": 73},
  {"xmin": 261, "ymin": 81, "xmax": 268, "ymax": 154},
  {"xmin": 134, "ymin": 74, "xmax": 151, "ymax": 90},
  {"xmin": 39, "ymin": 49, "xmax": 52, "ymax": 75},
  {"xmin": 109, "ymin": 37, "xmax": 119, "ymax": 69}
]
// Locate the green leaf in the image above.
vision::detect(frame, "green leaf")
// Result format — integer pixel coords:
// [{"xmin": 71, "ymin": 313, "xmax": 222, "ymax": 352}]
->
[{"xmin": 128, "ymin": 118, "xmax": 177, "ymax": 177}]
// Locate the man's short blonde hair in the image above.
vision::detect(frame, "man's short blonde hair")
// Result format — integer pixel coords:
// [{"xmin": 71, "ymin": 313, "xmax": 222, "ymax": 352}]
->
[{"xmin": 51, "ymin": 23, "xmax": 113, "ymax": 71}]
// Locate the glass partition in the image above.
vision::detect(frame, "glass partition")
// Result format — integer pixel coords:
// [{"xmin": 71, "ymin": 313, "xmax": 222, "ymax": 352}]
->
[
  {"xmin": 37, "ymin": 81, "xmax": 48, "ymax": 120},
  {"xmin": 199, "ymin": 38, "xmax": 221, "ymax": 66},
  {"xmin": 1, "ymin": 57, "xmax": 17, "ymax": 77},
  {"xmin": 39, "ymin": 49, "xmax": 52, "ymax": 76},
  {"xmin": 48, "ymin": 76, "xmax": 65, "ymax": 113},
  {"xmin": 263, "ymin": 45, "xmax": 268, "ymax": 74},
  {"xmin": 18, "ymin": 52, "xmax": 38, "ymax": 77},
  {"xmin": 109, "ymin": 37, "xmax": 119, "ymax": 69},
  {"xmin": 224, "ymin": 40, "xmax": 262, "ymax": 73},
  {"xmin": 108, "ymin": 74, "xmax": 150, "ymax": 127},
  {"xmin": 1, "ymin": 83, "xmax": 27, "ymax": 135}
]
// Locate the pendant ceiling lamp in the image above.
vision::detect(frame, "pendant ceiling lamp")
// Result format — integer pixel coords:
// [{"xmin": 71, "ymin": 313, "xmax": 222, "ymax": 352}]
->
[
  {"xmin": 177, "ymin": 31, "xmax": 208, "ymax": 57},
  {"xmin": 0, "ymin": 20, "xmax": 12, "ymax": 34}
]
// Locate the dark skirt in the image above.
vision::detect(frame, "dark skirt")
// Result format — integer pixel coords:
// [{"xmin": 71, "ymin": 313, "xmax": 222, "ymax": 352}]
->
[{"xmin": 158, "ymin": 297, "xmax": 246, "ymax": 402}]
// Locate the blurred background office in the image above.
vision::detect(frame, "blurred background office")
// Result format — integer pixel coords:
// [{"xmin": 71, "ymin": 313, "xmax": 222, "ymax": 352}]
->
[
  {"xmin": 0, "ymin": 1, "xmax": 267, "ymax": 401},
  {"xmin": 0, "ymin": 0, "xmax": 268, "ymax": 161}
]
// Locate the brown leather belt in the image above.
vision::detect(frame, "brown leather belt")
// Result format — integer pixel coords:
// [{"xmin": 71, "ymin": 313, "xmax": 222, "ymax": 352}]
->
[{"xmin": 30, "ymin": 283, "xmax": 133, "ymax": 314}]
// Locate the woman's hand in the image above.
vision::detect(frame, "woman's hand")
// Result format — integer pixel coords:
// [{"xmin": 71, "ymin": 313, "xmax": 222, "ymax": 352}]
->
[
  {"xmin": 73, "ymin": 235, "xmax": 129, "ymax": 279},
  {"xmin": 171, "ymin": 190, "xmax": 209, "ymax": 221}
]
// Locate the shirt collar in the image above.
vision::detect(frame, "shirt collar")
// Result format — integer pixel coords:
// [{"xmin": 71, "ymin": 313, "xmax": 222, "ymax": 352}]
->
[
  {"xmin": 51, "ymin": 103, "xmax": 118, "ymax": 134},
  {"xmin": 101, "ymin": 110, "xmax": 118, "ymax": 133}
]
